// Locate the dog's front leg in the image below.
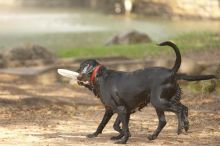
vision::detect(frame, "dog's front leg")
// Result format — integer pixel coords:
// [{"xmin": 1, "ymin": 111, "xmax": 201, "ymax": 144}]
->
[
  {"xmin": 87, "ymin": 108, "xmax": 113, "ymax": 138},
  {"xmin": 111, "ymin": 115, "xmax": 124, "ymax": 140},
  {"xmin": 115, "ymin": 106, "xmax": 130, "ymax": 144},
  {"xmin": 111, "ymin": 115, "xmax": 131, "ymax": 140}
]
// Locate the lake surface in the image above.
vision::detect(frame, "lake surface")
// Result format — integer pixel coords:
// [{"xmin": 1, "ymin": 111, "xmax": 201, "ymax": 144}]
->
[{"xmin": 0, "ymin": 7, "xmax": 219, "ymax": 50}]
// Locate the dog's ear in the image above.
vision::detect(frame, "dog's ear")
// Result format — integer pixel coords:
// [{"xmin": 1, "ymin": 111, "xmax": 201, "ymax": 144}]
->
[
  {"xmin": 91, "ymin": 59, "xmax": 100, "ymax": 66},
  {"xmin": 96, "ymin": 66, "xmax": 107, "ymax": 77}
]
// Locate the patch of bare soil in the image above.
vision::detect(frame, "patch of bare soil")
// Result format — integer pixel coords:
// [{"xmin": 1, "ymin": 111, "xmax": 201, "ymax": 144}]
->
[{"xmin": 0, "ymin": 75, "xmax": 219, "ymax": 146}]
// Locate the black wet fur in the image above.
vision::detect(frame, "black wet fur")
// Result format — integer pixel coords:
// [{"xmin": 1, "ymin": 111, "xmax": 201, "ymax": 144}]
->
[{"xmin": 76, "ymin": 41, "xmax": 216, "ymax": 144}]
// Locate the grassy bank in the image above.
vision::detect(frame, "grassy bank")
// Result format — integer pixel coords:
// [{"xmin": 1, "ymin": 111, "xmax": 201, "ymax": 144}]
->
[{"xmin": 56, "ymin": 32, "xmax": 220, "ymax": 58}]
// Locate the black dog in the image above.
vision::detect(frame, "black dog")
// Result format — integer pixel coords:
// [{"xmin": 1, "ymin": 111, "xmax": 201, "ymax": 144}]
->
[{"xmin": 77, "ymin": 41, "xmax": 216, "ymax": 144}]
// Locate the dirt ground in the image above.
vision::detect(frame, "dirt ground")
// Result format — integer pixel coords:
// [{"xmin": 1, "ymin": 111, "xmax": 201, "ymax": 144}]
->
[{"xmin": 0, "ymin": 74, "xmax": 219, "ymax": 146}]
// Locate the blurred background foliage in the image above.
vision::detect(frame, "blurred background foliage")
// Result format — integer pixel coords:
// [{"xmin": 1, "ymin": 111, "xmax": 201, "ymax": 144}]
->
[{"xmin": 0, "ymin": 0, "xmax": 219, "ymax": 58}]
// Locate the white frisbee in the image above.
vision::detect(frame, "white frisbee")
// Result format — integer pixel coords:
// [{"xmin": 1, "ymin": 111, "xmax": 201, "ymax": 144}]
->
[
  {"xmin": 57, "ymin": 69, "xmax": 79, "ymax": 79},
  {"xmin": 57, "ymin": 69, "xmax": 90, "ymax": 85}
]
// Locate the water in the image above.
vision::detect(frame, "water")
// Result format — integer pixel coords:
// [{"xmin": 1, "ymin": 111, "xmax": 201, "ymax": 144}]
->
[{"xmin": 0, "ymin": 8, "xmax": 219, "ymax": 50}]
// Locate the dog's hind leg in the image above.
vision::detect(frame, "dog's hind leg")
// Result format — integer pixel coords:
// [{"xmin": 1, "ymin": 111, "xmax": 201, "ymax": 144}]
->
[
  {"xmin": 148, "ymin": 109, "xmax": 166, "ymax": 140},
  {"xmin": 168, "ymin": 102, "xmax": 188, "ymax": 134},
  {"xmin": 171, "ymin": 86, "xmax": 189, "ymax": 133},
  {"xmin": 175, "ymin": 106, "xmax": 183, "ymax": 135},
  {"xmin": 87, "ymin": 108, "xmax": 113, "ymax": 138},
  {"xmin": 150, "ymin": 88, "xmax": 184, "ymax": 138},
  {"xmin": 115, "ymin": 106, "xmax": 130, "ymax": 144},
  {"xmin": 180, "ymin": 103, "xmax": 189, "ymax": 132},
  {"xmin": 170, "ymin": 100, "xmax": 189, "ymax": 134}
]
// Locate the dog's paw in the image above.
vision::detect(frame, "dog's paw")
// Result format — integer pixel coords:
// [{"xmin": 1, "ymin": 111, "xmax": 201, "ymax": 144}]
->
[
  {"xmin": 184, "ymin": 121, "xmax": 189, "ymax": 132},
  {"xmin": 114, "ymin": 140, "xmax": 127, "ymax": 144},
  {"xmin": 110, "ymin": 133, "xmax": 124, "ymax": 140},
  {"xmin": 147, "ymin": 134, "xmax": 157, "ymax": 141},
  {"xmin": 114, "ymin": 136, "xmax": 129, "ymax": 144},
  {"xmin": 86, "ymin": 132, "xmax": 98, "ymax": 138},
  {"xmin": 177, "ymin": 127, "xmax": 183, "ymax": 135}
]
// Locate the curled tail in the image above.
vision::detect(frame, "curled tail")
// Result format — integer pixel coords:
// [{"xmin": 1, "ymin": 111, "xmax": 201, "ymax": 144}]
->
[{"xmin": 158, "ymin": 41, "xmax": 181, "ymax": 74}]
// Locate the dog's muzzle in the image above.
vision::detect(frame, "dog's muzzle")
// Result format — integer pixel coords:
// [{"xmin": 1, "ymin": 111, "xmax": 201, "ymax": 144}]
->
[{"xmin": 77, "ymin": 75, "xmax": 82, "ymax": 80}]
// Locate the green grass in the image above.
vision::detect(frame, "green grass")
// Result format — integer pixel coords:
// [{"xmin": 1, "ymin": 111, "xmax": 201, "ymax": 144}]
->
[
  {"xmin": 185, "ymin": 80, "xmax": 220, "ymax": 94},
  {"xmin": 56, "ymin": 32, "xmax": 220, "ymax": 58}
]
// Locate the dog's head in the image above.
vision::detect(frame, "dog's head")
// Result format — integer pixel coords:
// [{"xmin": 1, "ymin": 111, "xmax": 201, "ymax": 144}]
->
[{"xmin": 77, "ymin": 59, "xmax": 100, "ymax": 83}]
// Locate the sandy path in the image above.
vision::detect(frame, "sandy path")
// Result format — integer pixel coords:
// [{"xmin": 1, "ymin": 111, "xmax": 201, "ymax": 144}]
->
[{"xmin": 0, "ymin": 78, "xmax": 219, "ymax": 146}]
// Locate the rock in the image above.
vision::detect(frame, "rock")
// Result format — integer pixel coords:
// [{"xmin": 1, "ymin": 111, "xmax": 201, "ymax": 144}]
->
[
  {"xmin": 105, "ymin": 30, "xmax": 151, "ymax": 45},
  {"xmin": 1, "ymin": 44, "xmax": 57, "ymax": 68}
]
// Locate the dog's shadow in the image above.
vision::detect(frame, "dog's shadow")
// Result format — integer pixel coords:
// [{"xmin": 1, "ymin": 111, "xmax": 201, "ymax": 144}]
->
[
  {"xmin": 27, "ymin": 132, "xmax": 148, "ymax": 144},
  {"xmin": 27, "ymin": 130, "xmax": 190, "ymax": 145}
]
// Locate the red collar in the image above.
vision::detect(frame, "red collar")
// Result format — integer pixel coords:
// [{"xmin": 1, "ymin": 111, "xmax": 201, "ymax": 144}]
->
[{"xmin": 90, "ymin": 65, "xmax": 102, "ymax": 85}]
